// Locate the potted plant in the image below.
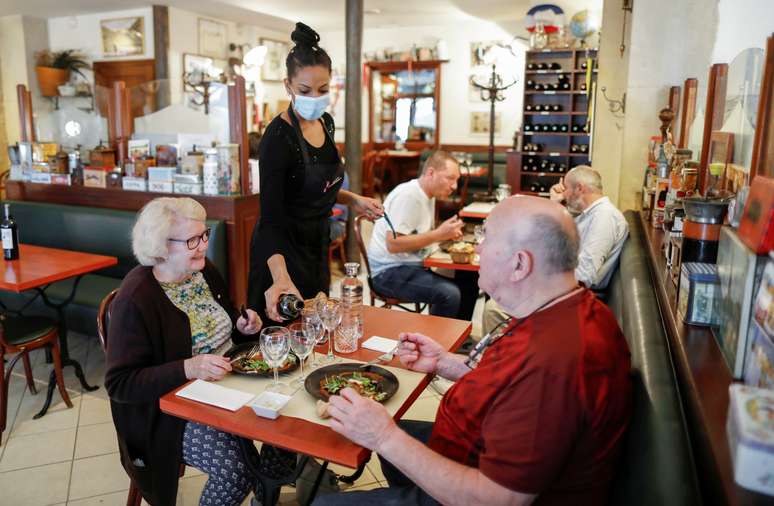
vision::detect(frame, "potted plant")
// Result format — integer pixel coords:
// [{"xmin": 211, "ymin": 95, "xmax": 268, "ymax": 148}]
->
[{"xmin": 34, "ymin": 50, "xmax": 90, "ymax": 97}]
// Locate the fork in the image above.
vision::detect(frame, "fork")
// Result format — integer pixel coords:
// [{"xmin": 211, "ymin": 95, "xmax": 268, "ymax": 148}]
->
[
  {"xmin": 230, "ymin": 343, "xmax": 259, "ymax": 364},
  {"xmin": 359, "ymin": 345, "xmax": 399, "ymax": 369}
]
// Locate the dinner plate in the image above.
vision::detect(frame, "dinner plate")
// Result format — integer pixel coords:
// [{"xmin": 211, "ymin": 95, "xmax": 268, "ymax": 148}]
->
[
  {"xmin": 304, "ymin": 363, "xmax": 399, "ymax": 403},
  {"xmin": 224, "ymin": 342, "xmax": 300, "ymax": 376}
]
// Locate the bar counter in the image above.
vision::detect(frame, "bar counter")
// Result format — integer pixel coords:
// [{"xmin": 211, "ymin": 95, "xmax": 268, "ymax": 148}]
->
[{"xmin": 639, "ymin": 212, "xmax": 769, "ymax": 505}]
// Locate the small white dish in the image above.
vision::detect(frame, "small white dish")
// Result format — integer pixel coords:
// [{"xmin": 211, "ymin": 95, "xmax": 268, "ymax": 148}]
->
[
  {"xmin": 248, "ymin": 391, "xmax": 292, "ymax": 420},
  {"xmin": 57, "ymin": 84, "xmax": 76, "ymax": 97}
]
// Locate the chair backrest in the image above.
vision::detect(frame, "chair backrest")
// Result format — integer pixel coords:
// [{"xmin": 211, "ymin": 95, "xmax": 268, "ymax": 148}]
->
[
  {"xmin": 97, "ymin": 289, "xmax": 119, "ymax": 352},
  {"xmin": 353, "ymin": 214, "xmax": 377, "ymax": 303}
]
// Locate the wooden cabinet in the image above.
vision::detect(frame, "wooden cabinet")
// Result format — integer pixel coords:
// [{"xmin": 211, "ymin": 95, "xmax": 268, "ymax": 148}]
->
[{"xmin": 508, "ymin": 49, "xmax": 598, "ymax": 195}]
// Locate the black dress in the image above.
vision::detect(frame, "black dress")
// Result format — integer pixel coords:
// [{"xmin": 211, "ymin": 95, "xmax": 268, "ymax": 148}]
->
[{"xmin": 247, "ymin": 109, "xmax": 344, "ymax": 323}]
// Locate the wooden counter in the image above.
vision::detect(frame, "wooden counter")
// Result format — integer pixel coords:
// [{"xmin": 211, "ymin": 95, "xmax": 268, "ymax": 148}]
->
[
  {"xmin": 639, "ymin": 212, "xmax": 769, "ymax": 505},
  {"xmin": 6, "ymin": 181, "xmax": 259, "ymax": 306}
]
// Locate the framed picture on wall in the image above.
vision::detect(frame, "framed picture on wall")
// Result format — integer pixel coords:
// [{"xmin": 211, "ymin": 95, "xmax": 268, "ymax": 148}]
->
[
  {"xmin": 470, "ymin": 111, "xmax": 501, "ymax": 135},
  {"xmin": 101, "ymin": 17, "xmax": 145, "ymax": 57},
  {"xmin": 198, "ymin": 18, "xmax": 227, "ymax": 59},
  {"xmin": 261, "ymin": 38, "xmax": 289, "ymax": 82}
]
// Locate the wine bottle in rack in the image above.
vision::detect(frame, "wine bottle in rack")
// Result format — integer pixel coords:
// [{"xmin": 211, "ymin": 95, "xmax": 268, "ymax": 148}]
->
[
  {"xmin": 580, "ymin": 144, "xmax": 589, "ymax": 153},
  {"xmin": 550, "ymin": 124, "xmax": 559, "ymax": 132},
  {"xmin": 571, "ymin": 144, "xmax": 579, "ymax": 153},
  {"xmin": 549, "ymin": 162, "xmax": 557, "ymax": 172},
  {"xmin": 533, "ymin": 104, "xmax": 542, "ymax": 112},
  {"xmin": 552, "ymin": 104, "xmax": 561, "ymax": 112},
  {"xmin": 559, "ymin": 125, "xmax": 568, "ymax": 132},
  {"xmin": 527, "ymin": 63, "xmax": 537, "ymax": 70},
  {"xmin": 525, "ymin": 104, "xmax": 533, "ymax": 111},
  {"xmin": 580, "ymin": 61, "xmax": 588, "ymax": 70},
  {"xmin": 526, "ymin": 80, "xmax": 535, "ymax": 89},
  {"xmin": 551, "ymin": 62, "xmax": 561, "ymax": 70},
  {"xmin": 579, "ymin": 83, "xmax": 587, "ymax": 91},
  {"xmin": 561, "ymin": 82, "xmax": 570, "ymax": 90},
  {"xmin": 571, "ymin": 124, "xmax": 581, "ymax": 133},
  {"xmin": 530, "ymin": 183, "xmax": 538, "ymax": 192}
]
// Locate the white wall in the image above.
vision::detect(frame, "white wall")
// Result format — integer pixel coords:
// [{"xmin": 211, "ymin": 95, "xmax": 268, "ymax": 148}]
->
[
  {"xmin": 711, "ymin": 0, "xmax": 774, "ymax": 64},
  {"xmin": 323, "ymin": 19, "xmax": 524, "ymax": 146},
  {"xmin": 48, "ymin": 8, "xmax": 155, "ymax": 61},
  {"xmin": 167, "ymin": 6, "xmax": 289, "ymax": 113}
]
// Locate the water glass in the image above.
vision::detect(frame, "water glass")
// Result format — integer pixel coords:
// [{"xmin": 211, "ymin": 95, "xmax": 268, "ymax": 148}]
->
[
  {"xmin": 473, "ymin": 224, "xmax": 485, "ymax": 244},
  {"xmin": 288, "ymin": 322, "xmax": 315, "ymax": 385},
  {"xmin": 335, "ymin": 319, "xmax": 361, "ymax": 354},
  {"xmin": 316, "ymin": 297, "xmax": 342, "ymax": 363},
  {"xmin": 260, "ymin": 326, "xmax": 290, "ymax": 393},
  {"xmin": 302, "ymin": 306, "xmax": 325, "ymax": 367},
  {"xmin": 495, "ymin": 185, "xmax": 511, "ymax": 202}
]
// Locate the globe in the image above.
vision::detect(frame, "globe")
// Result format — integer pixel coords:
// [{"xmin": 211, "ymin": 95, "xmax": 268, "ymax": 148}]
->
[{"xmin": 570, "ymin": 10, "xmax": 595, "ymax": 40}]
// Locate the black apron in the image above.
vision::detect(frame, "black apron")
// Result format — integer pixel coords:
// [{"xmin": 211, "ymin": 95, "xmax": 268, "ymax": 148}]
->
[{"xmin": 247, "ymin": 108, "xmax": 345, "ymax": 325}]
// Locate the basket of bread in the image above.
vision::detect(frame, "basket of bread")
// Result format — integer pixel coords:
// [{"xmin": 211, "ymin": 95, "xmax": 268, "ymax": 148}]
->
[{"xmin": 447, "ymin": 242, "xmax": 475, "ymax": 264}]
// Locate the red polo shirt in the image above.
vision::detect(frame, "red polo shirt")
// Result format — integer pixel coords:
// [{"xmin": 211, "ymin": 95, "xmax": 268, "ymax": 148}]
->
[{"xmin": 428, "ymin": 289, "xmax": 631, "ymax": 505}]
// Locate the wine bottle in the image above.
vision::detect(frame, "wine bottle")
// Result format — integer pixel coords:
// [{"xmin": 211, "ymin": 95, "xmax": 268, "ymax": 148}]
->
[
  {"xmin": 579, "ymin": 83, "xmax": 587, "ymax": 91},
  {"xmin": 552, "ymin": 104, "xmax": 561, "ymax": 112},
  {"xmin": 571, "ymin": 144, "xmax": 579, "ymax": 153},
  {"xmin": 526, "ymin": 80, "xmax": 535, "ymax": 89},
  {"xmin": 1, "ymin": 203, "xmax": 20, "ymax": 261},
  {"xmin": 524, "ymin": 124, "xmax": 532, "ymax": 132},
  {"xmin": 525, "ymin": 104, "xmax": 533, "ymax": 111},
  {"xmin": 527, "ymin": 63, "xmax": 536, "ymax": 70},
  {"xmin": 571, "ymin": 125, "xmax": 580, "ymax": 133},
  {"xmin": 549, "ymin": 162, "xmax": 557, "ymax": 172},
  {"xmin": 537, "ymin": 62, "xmax": 547, "ymax": 70},
  {"xmin": 550, "ymin": 124, "xmax": 559, "ymax": 132},
  {"xmin": 551, "ymin": 62, "xmax": 561, "ymax": 70},
  {"xmin": 560, "ymin": 125, "xmax": 568, "ymax": 132},
  {"xmin": 530, "ymin": 183, "xmax": 538, "ymax": 192},
  {"xmin": 580, "ymin": 144, "xmax": 589, "ymax": 153},
  {"xmin": 534, "ymin": 83, "xmax": 544, "ymax": 91},
  {"xmin": 533, "ymin": 104, "xmax": 541, "ymax": 112},
  {"xmin": 277, "ymin": 293, "xmax": 304, "ymax": 320},
  {"xmin": 580, "ymin": 62, "xmax": 588, "ymax": 70}
]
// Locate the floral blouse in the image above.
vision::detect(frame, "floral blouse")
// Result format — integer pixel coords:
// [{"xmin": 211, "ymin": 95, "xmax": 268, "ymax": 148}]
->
[{"xmin": 160, "ymin": 271, "xmax": 232, "ymax": 355}]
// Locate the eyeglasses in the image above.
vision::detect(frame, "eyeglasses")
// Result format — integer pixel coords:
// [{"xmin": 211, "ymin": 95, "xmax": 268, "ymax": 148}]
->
[{"xmin": 168, "ymin": 228, "xmax": 211, "ymax": 250}]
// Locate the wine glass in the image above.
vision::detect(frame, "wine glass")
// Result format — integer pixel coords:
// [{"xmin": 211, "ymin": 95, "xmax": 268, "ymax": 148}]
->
[
  {"xmin": 317, "ymin": 297, "xmax": 342, "ymax": 363},
  {"xmin": 302, "ymin": 306, "xmax": 325, "ymax": 367},
  {"xmin": 259, "ymin": 326, "xmax": 290, "ymax": 393},
  {"xmin": 288, "ymin": 322, "xmax": 315, "ymax": 385}
]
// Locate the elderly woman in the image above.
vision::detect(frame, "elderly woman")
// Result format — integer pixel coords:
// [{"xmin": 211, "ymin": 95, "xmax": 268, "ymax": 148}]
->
[{"xmin": 105, "ymin": 197, "xmax": 264, "ymax": 506}]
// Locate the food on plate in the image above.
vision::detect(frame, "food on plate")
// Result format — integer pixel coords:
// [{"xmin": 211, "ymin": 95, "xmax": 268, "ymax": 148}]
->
[
  {"xmin": 447, "ymin": 242, "xmax": 475, "ymax": 254},
  {"xmin": 316, "ymin": 400, "xmax": 331, "ymax": 419},
  {"xmin": 320, "ymin": 371, "xmax": 388, "ymax": 402},
  {"xmin": 233, "ymin": 352, "xmax": 297, "ymax": 373}
]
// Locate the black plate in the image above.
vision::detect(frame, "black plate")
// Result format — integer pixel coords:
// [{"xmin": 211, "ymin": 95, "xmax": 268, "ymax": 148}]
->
[
  {"xmin": 304, "ymin": 363, "xmax": 399, "ymax": 403},
  {"xmin": 224, "ymin": 341, "xmax": 299, "ymax": 376}
]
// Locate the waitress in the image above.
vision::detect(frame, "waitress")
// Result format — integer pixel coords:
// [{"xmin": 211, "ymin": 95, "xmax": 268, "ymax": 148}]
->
[{"xmin": 248, "ymin": 22, "xmax": 382, "ymax": 324}]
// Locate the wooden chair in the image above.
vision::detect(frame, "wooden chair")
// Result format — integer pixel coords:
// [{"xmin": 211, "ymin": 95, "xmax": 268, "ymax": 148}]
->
[
  {"xmin": 362, "ymin": 150, "xmax": 388, "ymax": 200},
  {"xmin": 0, "ymin": 313, "xmax": 72, "ymax": 445},
  {"xmin": 353, "ymin": 214, "xmax": 426, "ymax": 313},
  {"xmin": 97, "ymin": 289, "xmax": 185, "ymax": 506},
  {"xmin": 328, "ymin": 235, "xmax": 347, "ymax": 272}
]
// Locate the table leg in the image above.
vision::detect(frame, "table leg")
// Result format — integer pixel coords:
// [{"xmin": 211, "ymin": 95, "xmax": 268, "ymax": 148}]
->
[
  {"xmin": 32, "ymin": 276, "xmax": 98, "ymax": 419},
  {"xmin": 237, "ymin": 437, "xmax": 309, "ymax": 506}
]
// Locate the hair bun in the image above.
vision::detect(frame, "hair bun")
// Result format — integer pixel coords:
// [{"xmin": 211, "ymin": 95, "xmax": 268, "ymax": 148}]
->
[{"xmin": 291, "ymin": 22, "xmax": 320, "ymax": 49}]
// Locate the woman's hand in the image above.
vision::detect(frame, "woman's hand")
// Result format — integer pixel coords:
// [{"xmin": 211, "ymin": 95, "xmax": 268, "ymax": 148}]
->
[
  {"xmin": 236, "ymin": 309, "xmax": 262, "ymax": 334},
  {"xmin": 264, "ymin": 278, "xmax": 303, "ymax": 322},
  {"xmin": 352, "ymin": 195, "xmax": 383, "ymax": 220},
  {"xmin": 184, "ymin": 354, "xmax": 232, "ymax": 381}
]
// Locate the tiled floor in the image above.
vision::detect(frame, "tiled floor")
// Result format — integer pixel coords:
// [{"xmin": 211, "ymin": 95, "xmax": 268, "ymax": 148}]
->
[{"xmin": 0, "ymin": 259, "xmax": 482, "ymax": 505}]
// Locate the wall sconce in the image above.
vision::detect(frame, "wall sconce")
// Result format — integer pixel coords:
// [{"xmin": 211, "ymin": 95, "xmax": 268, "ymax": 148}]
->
[{"xmin": 600, "ymin": 86, "xmax": 626, "ymax": 116}]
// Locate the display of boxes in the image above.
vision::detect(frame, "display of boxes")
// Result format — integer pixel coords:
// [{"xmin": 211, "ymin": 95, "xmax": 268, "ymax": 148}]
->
[
  {"xmin": 148, "ymin": 180, "xmax": 174, "ymax": 193},
  {"xmin": 738, "ymin": 175, "xmax": 774, "ymax": 255},
  {"xmin": 32, "ymin": 142, "xmax": 58, "ymax": 163},
  {"xmin": 83, "ymin": 166, "xmax": 111, "ymax": 188},
  {"xmin": 173, "ymin": 182, "xmax": 203, "ymax": 195},
  {"xmin": 128, "ymin": 139, "xmax": 151, "ymax": 160},
  {"xmin": 181, "ymin": 153, "xmax": 204, "ymax": 176},
  {"xmin": 753, "ymin": 253, "xmax": 774, "ymax": 336},
  {"xmin": 134, "ymin": 157, "xmax": 154, "ymax": 177},
  {"xmin": 715, "ymin": 227, "xmax": 769, "ymax": 378},
  {"xmin": 744, "ymin": 320, "xmax": 774, "ymax": 389},
  {"xmin": 148, "ymin": 166, "xmax": 176, "ymax": 182},
  {"xmin": 727, "ymin": 384, "xmax": 774, "ymax": 496},
  {"xmin": 156, "ymin": 144, "xmax": 178, "ymax": 166},
  {"xmin": 678, "ymin": 262, "xmax": 720, "ymax": 326},
  {"xmin": 107, "ymin": 171, "xmax": 122, "ymax": 189},
  {"xmin": 122, "ymin": 176, "xmax": 148, "ymax": 192},
  {"xmin": 174, "ymin": 174, "xmax": 202, "ymax": 184},
  {"xmin": 30, "ymin": 172, "xmax": 52, "ymax": 184},
  {"xmin": 51, "ymin": 174, "xmax": 71, "ymax": 185}
]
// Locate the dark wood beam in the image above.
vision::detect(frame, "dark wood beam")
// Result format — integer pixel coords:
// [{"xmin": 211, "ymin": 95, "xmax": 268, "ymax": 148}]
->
[
  {"xmin": 345, "ymin": 0, "xmax": 363, "ymax": 261},
  {"xmin": 153, "ymin": 5, "xmax": 170, "ymax": 109}
]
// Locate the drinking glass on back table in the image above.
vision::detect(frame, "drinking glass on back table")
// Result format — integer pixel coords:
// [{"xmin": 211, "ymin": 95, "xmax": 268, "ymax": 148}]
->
[
  {"xmin": 260, "ymin": 326, "xmax": 290, "ymax": 394},
  {"xmin": 288, "ymin": 322, "xmax": 315, "ymax": 385},
  {"xmin": 317, "ymin": 297, "xmax": 342, "ymax": 363},
  {"xmin": 302, "ymin": 306, "xmax": 325, "ymax": 367}
]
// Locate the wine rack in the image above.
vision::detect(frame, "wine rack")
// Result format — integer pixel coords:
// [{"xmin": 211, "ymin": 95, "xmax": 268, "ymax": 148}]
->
[{"xmin": 506, "ymin": 48, "xmax": 598, "ymax": 196}]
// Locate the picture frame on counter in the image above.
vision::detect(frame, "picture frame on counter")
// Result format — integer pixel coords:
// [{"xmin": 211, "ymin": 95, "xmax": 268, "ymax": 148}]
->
[
  {"xmin": 101, "ymin": 16, "xmax": 145, "ymax": 57},
  {"xmin": 198, "ymin": 18, "xmax": 227, "ymax": 59},
  {"xmin": 261, "ymin": 38, "xmax": 289, "ymax": 82}
]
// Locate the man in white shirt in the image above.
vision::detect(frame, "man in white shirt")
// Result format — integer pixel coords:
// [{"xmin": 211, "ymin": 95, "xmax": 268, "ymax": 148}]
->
[
  {"xmin": 368, "ymin": 151, "xmax": 479, "ymax": 320},
  {"xmin": 482, "ymin": 165, "xmax": 628, "ymax": 334}
]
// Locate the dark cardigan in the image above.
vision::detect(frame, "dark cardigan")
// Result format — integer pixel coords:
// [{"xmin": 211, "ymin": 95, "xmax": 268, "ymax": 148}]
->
[{"xmin": 104, "ymin": 261, "xmax": 242, "ymax": 506}]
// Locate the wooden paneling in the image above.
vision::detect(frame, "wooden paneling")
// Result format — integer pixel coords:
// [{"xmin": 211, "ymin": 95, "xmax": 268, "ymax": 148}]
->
[
  {"xmin": 93, "ymin": 59, "xmax": 156, "ymax": 118},
  {"xmin": 751, "ymin": 33, "xmax": 774, "ymax": 179},
  {"xmin": 699, "ymin": 64, "xmax": 728, "ymax": 194},
  {"xmin": 5, "ymin": 181, "xmax": 259, "ymax": 305},
  {"xmin": 668, "ymin": 85, "xmax": 681, "ymax": 138},
  {"xmin": 679, "ymin": 78, "xmax": 698, "ymax": 149},
  {"xmin": 228, "ymin": 76, "xmax": 249, "ymax": 196},
  {"xmin": 152, "ymin": 5, "xmax": 171, "ymax": 109},
  {"xmin": 16, "ymin": 85, "xmax": 34, "ymax": 142}
]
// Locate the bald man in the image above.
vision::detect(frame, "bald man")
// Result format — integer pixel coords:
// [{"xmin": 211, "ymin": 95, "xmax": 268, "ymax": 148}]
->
[
  {"xmin": 483, "ymin": 165, "xmax": 628, "ymax": 335},
  {"xmin": 314, "ymin": 197, "xmax": 632, "ymax": 506}
]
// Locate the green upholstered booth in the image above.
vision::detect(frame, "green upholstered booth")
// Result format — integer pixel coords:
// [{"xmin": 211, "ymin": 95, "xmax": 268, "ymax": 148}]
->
[{"xmin": 0, "ymin": 201, "xmax": 228, "ymax": 337}]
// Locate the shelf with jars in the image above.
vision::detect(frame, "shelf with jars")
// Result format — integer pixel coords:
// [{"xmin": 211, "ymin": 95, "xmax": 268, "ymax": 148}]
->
[{"xmin": 507, "ymin": 48, "xmax": 598, "ymax": 196}]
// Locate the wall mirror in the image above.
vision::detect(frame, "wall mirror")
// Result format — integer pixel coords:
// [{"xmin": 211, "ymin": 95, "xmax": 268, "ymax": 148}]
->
[{"xmin": 368, "ymin": 60, "xmax": 444, "ymax": 147}]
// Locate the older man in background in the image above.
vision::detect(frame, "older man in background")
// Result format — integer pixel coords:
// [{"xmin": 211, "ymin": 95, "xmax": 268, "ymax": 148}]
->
[
  {"xmin": 314, "ymin": 196, "xmax": 632, "ymax": 506},
  {"xmin": 483, "ymin": 165, "xmax": 628, "ymax": 335}
]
